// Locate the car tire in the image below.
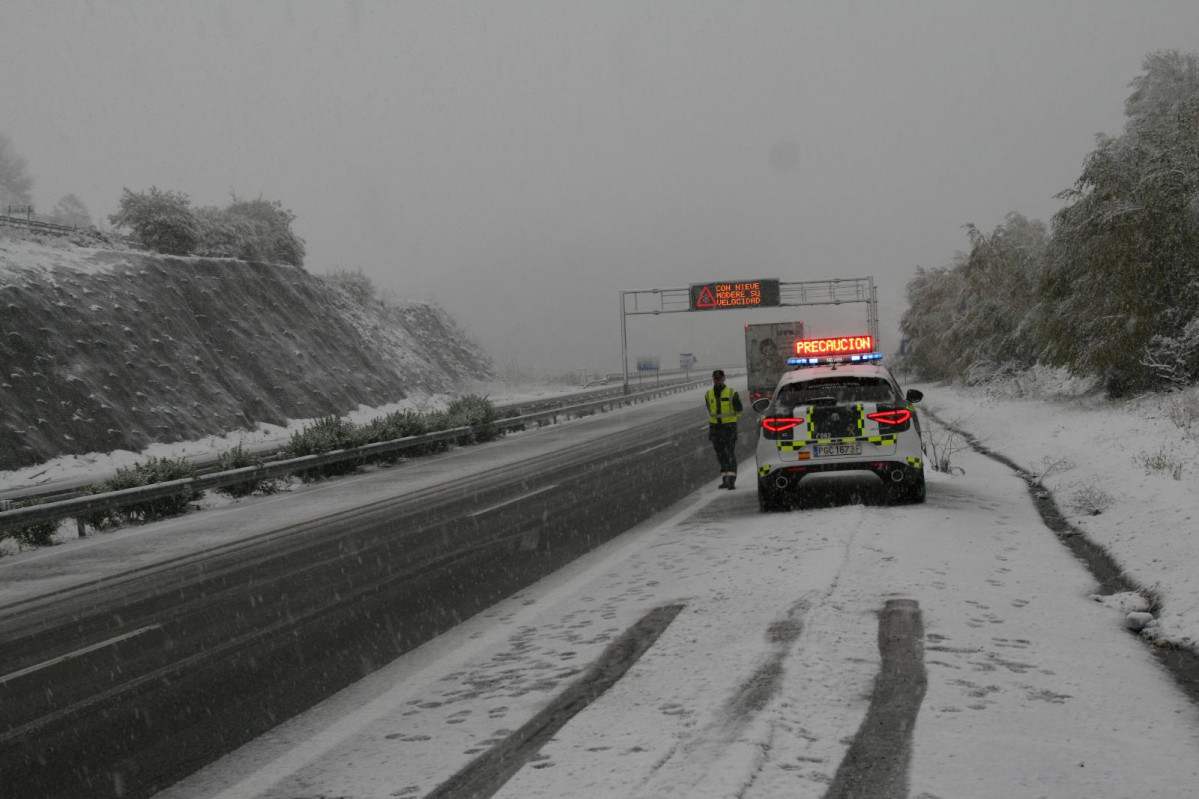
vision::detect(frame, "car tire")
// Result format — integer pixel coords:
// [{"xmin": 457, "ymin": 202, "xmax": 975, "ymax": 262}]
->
[
  {"xmin": 887, "ymin": 472, "xmax": 925, "ymax": 504},
  {"xmin": 906, "ymin": 472, "xmax": 926, "ymax": 504},
  {"xmin": 758, "ymin": 482, "xmax": 784, "ymax": 512}
]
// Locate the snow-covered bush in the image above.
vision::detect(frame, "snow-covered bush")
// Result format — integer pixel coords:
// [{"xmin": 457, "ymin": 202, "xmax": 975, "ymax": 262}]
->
[
  {"xmin": 214, "ymin": 444, "xmax": 281, "ymax": 497},
  {"xmin": 282, "ymin": 415, "xmax": 364, "ymax": 481},
  {"xmin": 0, "ymin": 497, "xmax": 59, "ymax": 549},
  {"xmin": 926, "ymin": 427, "xmax": 968, "ymax": 474},
  {"xmin": 1030, "ymin": 455, "xmax": 1074, "ymax": 483},
  {"xmin": 79, "ymin": 456, "xmax": 203, "ymax": 526},
  {"xmin": 1165, "ymin": 386, "xmax": 1199, "ymax": 439},
  {"xmin": 194, "ymin": 197, "xmax": 306, "ymax": 267},
  {"xmin": 359, "ymin": 409, "xmax": 445, "ymax": 461},
  {"xmin": 108, "ymin": 187, "xmax": 198, "ymax": 255},
  {"xmin": 1134, "ymin": 443, "xmax": 1186, "ymax": 480},
  {"xmin": 1068, "ymin": 484, "xmax": 1115, "ymax": 516},
  {"xmin": 192, "ymin": 205, "xmax": 256, "ymax": 259},
  {"xmin": 445, "ymin": 394, "xmax": 501, "ymax": 444},
  {"xmin": 321, "ymin": 269, "xmax": 378, "ymax": 306}
]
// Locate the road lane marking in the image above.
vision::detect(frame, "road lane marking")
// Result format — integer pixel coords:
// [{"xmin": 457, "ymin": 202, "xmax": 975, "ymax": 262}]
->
[
  {"xmin": 0, "ymin": 624, "xmax": 164, "ymax": 685},
  {"xmin": 637, "ymin": 442, "xmax": 672, "ymax": 455},
  {"xmin": 467, "ymin": 485, "xmax": 559, "ymax": 518}
]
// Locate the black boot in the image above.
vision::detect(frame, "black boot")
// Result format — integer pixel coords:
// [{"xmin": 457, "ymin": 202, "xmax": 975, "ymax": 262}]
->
[
  {"xmin": 726, "ymin": 475, "xmax": 736, "ymax": 490},
  {"xmin": 718, "ymin": 476, "xmax": 729, "ymax": 489}
]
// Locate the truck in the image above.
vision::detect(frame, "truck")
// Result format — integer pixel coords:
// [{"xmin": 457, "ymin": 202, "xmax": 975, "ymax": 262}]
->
[{"xmin": 744, "ymin": 320, "xmax": 805, "ymax": 403}]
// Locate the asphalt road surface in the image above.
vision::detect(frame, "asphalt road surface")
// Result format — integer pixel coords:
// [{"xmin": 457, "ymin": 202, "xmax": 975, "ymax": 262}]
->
[{"xmin": 1, "ymin": 392, "xmax": 747, "ymax": 799}]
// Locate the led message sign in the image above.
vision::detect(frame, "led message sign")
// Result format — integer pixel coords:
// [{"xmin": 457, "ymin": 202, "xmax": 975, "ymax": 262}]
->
[
  {"xmin": 689, "ymin": 279, "xmax": 780, "ymax": 311},
  {"xmin": 794, "ymin": 335, "xmax": 874, "ymax": 356}
]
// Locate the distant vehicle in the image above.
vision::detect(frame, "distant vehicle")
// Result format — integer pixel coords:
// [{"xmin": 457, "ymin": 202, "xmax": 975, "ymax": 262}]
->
[
  {"xmin": 752, "ymin": 336, "xmax": 925, "ymax": 511},
  {"xmin": 744, "ymin": 320, "xmax": 804, "ymax": 404}
]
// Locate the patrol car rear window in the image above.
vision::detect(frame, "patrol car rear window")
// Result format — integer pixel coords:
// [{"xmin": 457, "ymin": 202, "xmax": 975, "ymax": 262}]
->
[{"xmin": 772, "ymin": 376, "xmax": 899, "ymax": 408}]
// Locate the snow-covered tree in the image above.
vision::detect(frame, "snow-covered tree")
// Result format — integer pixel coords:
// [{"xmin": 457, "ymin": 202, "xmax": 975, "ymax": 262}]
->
[
  {"xmin": 46, "ymin": 193, "xmax": 92, "ymax": 228},
  {"xmin": 900, "ymin": 213, "xmax": 1048, "ymax": 383},
  {"xmin": 193, "ymin": 205, "xmax": 255, "ymax": 258},
  {"xmin": 0, "ymin": 131, "xmax": 34, "ymax": 209},
  {"xmin": 1040, "ymin": 50, "xmax": 1199, "ymax": 394},
  {"xmin": 193, "ymin": 196, "xmax": 306, "ymax": 267},
  {"xmin": 1142, "ymin": 316, "xmax": 1199, "ymax": 387},
  {"xmin": 956, "ymin": 214, "xmax": 1049, "ymax": 375},
  {"xmin": 108, "ymin": 187, "xmax": 198, "ymax": 255},
  {"xmin": 899, "ymin": 264, "xmax": 965, "ymax": 381},
  {"xmin": 224, "ymin": 197, "xmax": 306, "ymax": 267}
]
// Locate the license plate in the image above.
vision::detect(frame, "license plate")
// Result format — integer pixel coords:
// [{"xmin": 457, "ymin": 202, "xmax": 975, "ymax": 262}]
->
[{"xmin": 814, "ymin": 442, "xmax": 862, "ymax": 457}]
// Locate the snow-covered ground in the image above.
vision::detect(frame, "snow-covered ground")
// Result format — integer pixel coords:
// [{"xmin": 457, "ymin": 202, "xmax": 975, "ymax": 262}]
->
[
  {"xmin": 5, "ymin": 371, "xmax": 1199, "ymax": 797},
  {"xmin": 147, "ymin": 374, "xmax": 1199, "ymax": 799},
  {"xmin": 916, "ymin": 369, "xmax": 1199, "ymax": 651}
]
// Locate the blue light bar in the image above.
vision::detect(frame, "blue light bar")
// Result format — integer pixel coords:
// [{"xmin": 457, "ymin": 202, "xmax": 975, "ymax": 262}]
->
[{"xmin": 787, "ymin": 352, "xmax": 884, "ymax": 368}]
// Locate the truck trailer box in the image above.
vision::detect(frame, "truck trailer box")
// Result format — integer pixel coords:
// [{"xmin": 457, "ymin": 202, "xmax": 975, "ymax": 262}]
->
[{"xmin": 744, "ymin": 321, "xmax": 804, "ymax": 403}]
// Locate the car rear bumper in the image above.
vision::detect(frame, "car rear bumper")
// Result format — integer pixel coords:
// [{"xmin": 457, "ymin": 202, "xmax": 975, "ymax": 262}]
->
[{"xmin": 758, "ymin": 459, "xmax": 922, "ymax": 491}]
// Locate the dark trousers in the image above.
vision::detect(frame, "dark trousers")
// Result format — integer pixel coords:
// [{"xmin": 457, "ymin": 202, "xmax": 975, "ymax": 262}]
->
[{"xmin": 709, "ymin": 424, "xmax": 738, "ymax": 472}]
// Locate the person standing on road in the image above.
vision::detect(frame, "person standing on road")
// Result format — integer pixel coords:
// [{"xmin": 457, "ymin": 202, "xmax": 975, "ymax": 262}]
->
[{"xmin": 705, "ymin": 369, "xmax": 743, "ymax": 489}]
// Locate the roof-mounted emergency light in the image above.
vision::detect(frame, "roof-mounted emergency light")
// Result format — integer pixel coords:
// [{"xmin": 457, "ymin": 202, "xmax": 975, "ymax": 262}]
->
[{"xmin": 786, "ymin": 353, "xmax": 883, "ymax": 367}]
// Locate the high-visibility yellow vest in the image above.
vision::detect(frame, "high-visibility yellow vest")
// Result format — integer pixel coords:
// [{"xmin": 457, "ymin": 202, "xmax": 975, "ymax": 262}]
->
[{"xmin": 705, "ymin": 386, "xmax": 740, "ymax": 424}]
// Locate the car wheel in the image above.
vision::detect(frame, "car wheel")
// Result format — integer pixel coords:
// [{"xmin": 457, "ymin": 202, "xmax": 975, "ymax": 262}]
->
[
  {"xmin": 887, "ymin": 472, "xmax": 925, "ymax": 504},
  {"xmin": 758, "ymin": 482, "xmax": 783, "ymax": 512},
  {"xmin": 906, "ymin": 472, "xmax": 926, "ymax": 504}
]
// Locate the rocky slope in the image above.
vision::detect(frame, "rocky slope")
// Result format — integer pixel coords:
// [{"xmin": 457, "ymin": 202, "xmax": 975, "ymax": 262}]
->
[{"xmin": 0, "ymin": 228, "xmax": 491, "ymax": 470}]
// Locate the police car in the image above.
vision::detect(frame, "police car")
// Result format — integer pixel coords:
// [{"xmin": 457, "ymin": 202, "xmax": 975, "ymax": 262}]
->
[{"xmin": 752, "ymin": 336, "xmax": 925, "ymax": 511}]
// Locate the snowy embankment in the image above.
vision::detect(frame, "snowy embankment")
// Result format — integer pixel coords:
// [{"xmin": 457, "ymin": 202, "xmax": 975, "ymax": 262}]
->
[
  {"xmin": 0, "ymin": 229, "xmax": 492, "ymax": 471},
  {"xmin": 916, "ymin": 369, "xmax": 1199, "ymax": 651}
]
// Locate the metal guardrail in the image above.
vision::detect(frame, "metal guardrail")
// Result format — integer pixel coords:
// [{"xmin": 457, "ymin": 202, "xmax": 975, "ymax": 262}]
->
[
  {"xmin": 602, "ymin": 363, "xmax": 741, "ymax": 381},
  {"xmin": 0, "ymin": 378, "xmax": 691, "ymax": 505},
  {"xmin": 0, "ymin": 377, "xmax": 707, "ymax": 536}
]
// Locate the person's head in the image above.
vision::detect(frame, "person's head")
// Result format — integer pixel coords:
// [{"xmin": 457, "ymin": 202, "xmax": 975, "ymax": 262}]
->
[{"xmin": 712, "ymin": 369, "xmax": 725, "ymax": 385}]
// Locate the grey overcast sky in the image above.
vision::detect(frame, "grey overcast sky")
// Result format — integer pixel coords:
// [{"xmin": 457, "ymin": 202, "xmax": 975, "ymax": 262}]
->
[{"xmin": 3, "ymin": 1, "xmax": 1198, "ymax": 377}]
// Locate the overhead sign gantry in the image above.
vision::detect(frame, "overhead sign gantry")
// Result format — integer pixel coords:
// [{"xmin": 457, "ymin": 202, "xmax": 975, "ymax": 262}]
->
[{"xmin": 619, "ymin": 276, "xmax": 880, "ymax": 394}]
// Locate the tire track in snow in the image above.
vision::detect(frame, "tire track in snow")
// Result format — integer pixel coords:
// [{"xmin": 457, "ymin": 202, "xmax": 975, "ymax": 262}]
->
[
  {"xmin": 425, "ymin": 603, "xmax": 685, "ymax": 799},
  {"xmin": 824, "ymin": 599, "xmax": 927, "ymax": 799},
  {"xmin": 632, "ymin": 598, "xmax": 810, "ymax": 798}
]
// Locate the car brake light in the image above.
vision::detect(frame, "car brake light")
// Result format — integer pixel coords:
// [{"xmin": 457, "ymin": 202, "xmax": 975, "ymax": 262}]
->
[
  {"xmin": 867, "ymin": 409, "xmax": 912, "ymax": 425},
  {"xmin": 762, "ymin": 416, "xmax": 804, "ymax": 433}
]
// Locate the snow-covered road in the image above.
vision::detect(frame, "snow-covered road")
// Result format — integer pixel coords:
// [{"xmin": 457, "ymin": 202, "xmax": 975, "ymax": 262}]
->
[{"xmin": 156, "ymin": 423, "xmax": 1199, "ymax": 798}]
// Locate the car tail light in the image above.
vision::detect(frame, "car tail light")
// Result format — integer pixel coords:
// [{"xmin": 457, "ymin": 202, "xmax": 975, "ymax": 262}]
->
[
  {"xmin": 762, "ymin": 416, "xmax": 804, "ymax": 433},
  {"xmin": 867, "ymin": 409, "xmax": 912, "ymax": 426}
]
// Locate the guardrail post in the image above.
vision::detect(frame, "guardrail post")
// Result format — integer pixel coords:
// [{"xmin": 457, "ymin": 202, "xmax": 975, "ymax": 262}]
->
[{"xmin": 76, "ymin": 517, "xmax": 87, "ymax": 538}]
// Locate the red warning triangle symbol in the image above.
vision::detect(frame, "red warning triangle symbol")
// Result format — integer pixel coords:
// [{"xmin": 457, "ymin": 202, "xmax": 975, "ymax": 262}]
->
[{"xmin": 696, "ymin": 285, "xmax": 717, "ymax": 308}]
